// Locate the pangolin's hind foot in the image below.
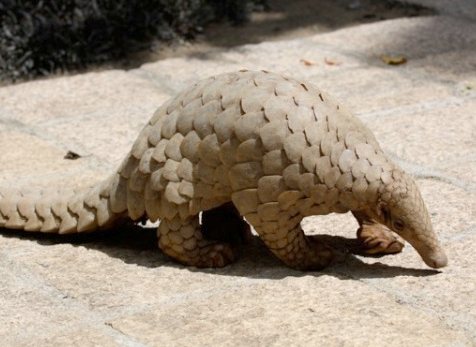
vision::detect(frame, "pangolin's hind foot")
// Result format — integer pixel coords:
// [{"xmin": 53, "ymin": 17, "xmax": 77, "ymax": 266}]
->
[
  {"xmin": 158, "ymin": 213, "xmax": 237, "ymax": 268},
  {"xmin": 193, "ymin": 242, "xmax": 236, "ymax": 268},
  {"xmin": 357, "ymin": 223, "xmax": 404, "ymax": 255}
]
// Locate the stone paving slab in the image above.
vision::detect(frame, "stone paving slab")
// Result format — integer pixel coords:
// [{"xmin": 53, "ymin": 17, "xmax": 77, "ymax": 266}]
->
[
  {"xmin": 367, "ymin": 100, "xmax": 476, "ymax": 183},
  {"xmin": 107, "ymin": 275, "xmax": 472, "ymax": 347},
  {"xmin": 0, "ymin": 71, "xmax": 162, "ymax": 124},
  {"xmin": 1, "ymin": 4, "xmax": 475, "ymax": 347}
]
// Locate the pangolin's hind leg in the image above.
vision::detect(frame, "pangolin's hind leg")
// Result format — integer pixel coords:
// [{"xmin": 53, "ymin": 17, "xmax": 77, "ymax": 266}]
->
[
  {"xmin": 352, "ymin": 211, "xmax": 404, "ymax": 255},
  {"xmin": 157, "ymin": 205, "xmax": 237, "ymax": 268},
  {"xmin": 201, "ymin": 202, "xmax": 252, "ymax": 245}
]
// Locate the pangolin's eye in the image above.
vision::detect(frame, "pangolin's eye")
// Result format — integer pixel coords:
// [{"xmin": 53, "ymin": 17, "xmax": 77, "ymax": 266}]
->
[{"xmin": 393, "ymin": 219, "xmax": 405, "ymax": 231}]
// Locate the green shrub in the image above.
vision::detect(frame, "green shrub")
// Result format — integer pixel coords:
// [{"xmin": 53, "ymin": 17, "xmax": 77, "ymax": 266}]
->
[{"xmin": 0, "ymin": 0, "xmax": 266, "ymax": 82}]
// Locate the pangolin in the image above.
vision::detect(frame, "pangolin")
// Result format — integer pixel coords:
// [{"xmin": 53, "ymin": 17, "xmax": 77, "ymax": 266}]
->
[{"xmin": 0, "ymin": 70, "xmax": 448, "ymax": 270}]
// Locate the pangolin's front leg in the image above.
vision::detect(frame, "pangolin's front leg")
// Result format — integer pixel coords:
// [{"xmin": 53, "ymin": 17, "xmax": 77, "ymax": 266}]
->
[
  {"xmin": 240, "ymin": 207, "xmax": 333, "ymax": 271},
  {"xmin": 257, "ymin": 219, "xmax": 333, "ymax": 271},
  {"xmin": 352, "ymin": 211, "xmax": 404, "ymax": 255}
]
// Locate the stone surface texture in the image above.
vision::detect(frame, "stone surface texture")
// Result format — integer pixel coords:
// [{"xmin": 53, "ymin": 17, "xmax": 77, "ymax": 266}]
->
[{"xmin": 1, "ymin": 1, "xmax": 475, "ymax": 346}]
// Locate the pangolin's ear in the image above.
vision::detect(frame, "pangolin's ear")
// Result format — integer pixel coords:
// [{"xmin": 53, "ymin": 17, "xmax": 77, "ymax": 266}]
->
[{"xmin": 376, "ymin": 201, "xmax": 391, "ymax": 223}]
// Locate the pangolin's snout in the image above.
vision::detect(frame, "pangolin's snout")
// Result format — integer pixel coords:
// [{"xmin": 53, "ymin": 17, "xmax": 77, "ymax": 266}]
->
[{"xmin": 423, "ymin": 249, "xmax": 448, "ymax": 269}]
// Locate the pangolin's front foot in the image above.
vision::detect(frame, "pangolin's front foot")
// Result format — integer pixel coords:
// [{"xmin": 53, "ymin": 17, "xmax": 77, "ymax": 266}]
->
[
  {"xmin": 352, "ymin": 211, "xmax": 404, "ymax": 256},
  {"xmin": 356, "ymin": 222, "xmax": 405, "ymax": 255}
]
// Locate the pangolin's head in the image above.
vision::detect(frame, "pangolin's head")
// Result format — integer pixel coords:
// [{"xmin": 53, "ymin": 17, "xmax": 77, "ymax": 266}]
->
[{"xmin": 371, "ymin": 170, "xmax": 447, "ymax": 269}]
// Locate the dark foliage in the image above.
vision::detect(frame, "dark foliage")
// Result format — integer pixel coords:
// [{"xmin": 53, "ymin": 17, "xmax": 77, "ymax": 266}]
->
[{"xmin": 0, "ymin": 0, "xmax": 267, "ymax": 82}]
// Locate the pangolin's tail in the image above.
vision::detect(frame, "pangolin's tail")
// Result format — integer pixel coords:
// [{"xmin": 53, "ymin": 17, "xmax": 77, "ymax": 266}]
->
[{"xmin": 0, "ymin": 173, "xmax": 129, "ymax": 234}]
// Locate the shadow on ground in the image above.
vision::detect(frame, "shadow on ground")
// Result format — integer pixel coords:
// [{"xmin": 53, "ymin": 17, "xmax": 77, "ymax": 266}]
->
[
  {"xmin": 125, "ymin": 0, "xmax": 436, "ymax": 66},
  {"xmin": 0, "ymin": 223, "xmax": 441, "ymax": 280},
  {"xmin": 198, "ymin": 0, "xmax": 434, "ymax": 47},
  {"xmin": 130, "ymin": 0, "xmax": 476, "ymax": 82}
]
